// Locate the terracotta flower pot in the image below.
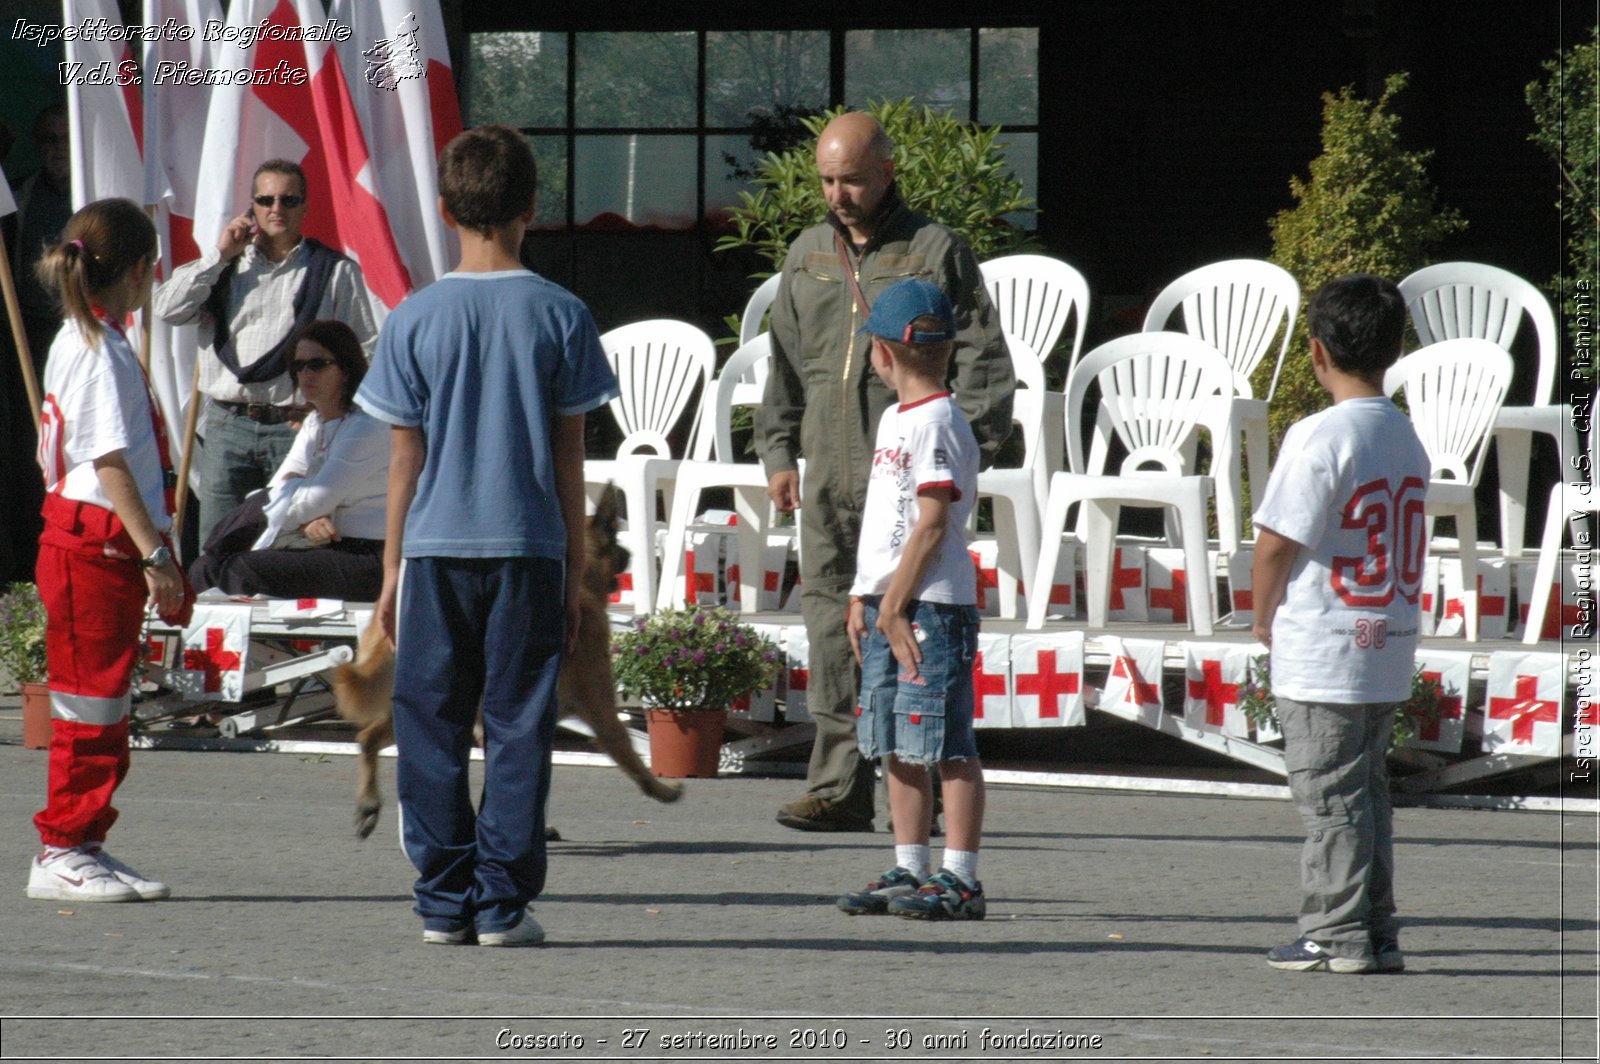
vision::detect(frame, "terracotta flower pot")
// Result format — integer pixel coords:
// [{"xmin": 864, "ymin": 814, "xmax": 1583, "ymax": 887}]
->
[
  {"xmin": 645, "ymin": 707, "xmax": 726, "ymax": 778},
  {"xmin": 20, "ymin": 682, "xmax": 51, "ymax": 750}
]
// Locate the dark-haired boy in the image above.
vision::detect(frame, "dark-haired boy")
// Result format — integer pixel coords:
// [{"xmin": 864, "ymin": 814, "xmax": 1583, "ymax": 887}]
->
[
  {"xmin": 356, "ymin": 124, "xmax": 618, "ymax": 947},
  {"xmin": 835, "ymin": 278, "xmax": 986, "ymax": 921},
  {"xmin": 1251, "ymin": 273, "xmax": 1429, "ymax": 974}
]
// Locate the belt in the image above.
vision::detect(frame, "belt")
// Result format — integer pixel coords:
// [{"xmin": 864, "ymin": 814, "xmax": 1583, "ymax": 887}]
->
[{"xmin": 214, "ymin": 400, "xmax": 304, "ymax": 425}]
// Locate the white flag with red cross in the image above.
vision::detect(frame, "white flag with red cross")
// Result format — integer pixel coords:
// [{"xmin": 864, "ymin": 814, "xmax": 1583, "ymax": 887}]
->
[
  {"xmin": 1225, "ymin": 548, "xmax": 1253, "ymax": 627},
  {"xmin": 1181, "ymin": 642, "xmax": 1251, "ymax": 736},
  {"xmin": 1416, "ymin": 557, "xmax": 1441, "ymax": 637},
  {"xmin": 1482, "ymin": 652, "xmax": 1565, "ymax": 758},
  {"xmin": 971, "ymin": 631, "xmax": 1013, "ymax": 729},
  {"xmin": 728, "ymin": 622, "xmax": 783, "ymax": 723},
  {"xmin": 64, "ymin": 0, "xmax": 144, "ymax": 207},
  {"xmin": 267, "ymin": 597, "xmax": 345, "ymax": 620},
  {"xmin": 1008, "ymin": 632, "xmax": 1084, "ymax": 727},
  {"xmin": 1406, "ymin": 649, "xmax": 1473, "ymax": 753},
  {"xmin": 1106, "ymin": 544, "xmax": 1149, "ymax": 622},
  {"xmin": 726, "ymin": 533, "xmax": 791, "ymax": 613},
  {"xmin": 782, "ymin": 625, "xmax": 811, "ymax": 723},
  {"xmin": 967, "ymin": 539, "xmax": 1001, "ymax": 617},
  {"xmin": 1101, "ymin": 636, "xmax": 1165, "ymax": 727},
  {"xmin": 681, "ymin": 529, "xmax": 723, "ymax": 608},
  {"xmin": 1436, "ymin": 558, "xmax": 1512, "ymax": 640},
  {"xmin": 1019, "ymin": 537, "xmax": 1078, "ymax": 620},
  {"xmin": 1147, "ymin": 547, "xmax": 1214, "ymax": 627},
  {"xmin": 1512, "ymin": 560, "xmax": 1594, "ymax": 642},
  {"xmin": 175, "ymin": 603, "xmax": 251, "ymax": 702}
]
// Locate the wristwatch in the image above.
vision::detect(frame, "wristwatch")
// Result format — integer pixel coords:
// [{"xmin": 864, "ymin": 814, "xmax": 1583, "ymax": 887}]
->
[{"xmin": 137, "ymin": 545, "xmax": 173, "ymax": 570}]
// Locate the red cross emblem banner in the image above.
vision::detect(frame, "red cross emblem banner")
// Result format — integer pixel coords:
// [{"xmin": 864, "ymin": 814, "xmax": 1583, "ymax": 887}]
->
[
  {"xmin": 1437, "ymin": 558, "xmax": 1512, "ymax": 640},
  {"xmin": 1106, "ymin": 545, "xmax": 1149, "ymax": 623},
  {"xmin": 175, "ymin": 603, "xmax": 252, "ymax": 703},
  {"xmin": 1181, "ymin": 642, "xmax": 1252, "ymax": 737},
  {"xmin": 967, "ymin": 541, "xmax": 1002, "ymax": 616},
  {"xmin": 726, "ymin": 533, "xmax": 793, "ymax": 614},
  {"xmin": 1100, "ymin": 636, "xmax": 1165, "ymax": 728},
  {"xmin": 1483, "ymin": 652, "xmax": 1565, "ymax": 758},
  {"xmin": 782, "ymin": 626, "xmax": 812, "ymax": 723},
  {"xmin": 1008, "ymin": 632, "xmax": 1085, "ymax": 727},
  {"xmin": 1020, "ymin": 538, "xmax": 1078, "ymax": 621},
  {"xmin": 1407, "ymin": 649, "xmax": 1473, "ymax": 754},
  {"xmin": 1416, "ymin": 557, "xmax": 1442, "ymax": 636},
  {"xmin": 1513, "ymin": 560, "xmax": 1593, "ymax": 641},
  {"xmin": 971, "ymin": 632, "xmax": 1014, "ymax": 728},
  {"xmin": 268, "ymin": 597, "xmax": 344, "ymax": 620},
  {"xmin": 1225, "ymin": 549, "xmax": 1254, "ymax": 627}
]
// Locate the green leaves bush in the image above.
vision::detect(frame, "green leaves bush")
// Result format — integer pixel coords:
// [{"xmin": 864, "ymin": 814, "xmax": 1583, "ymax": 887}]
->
[{"xmin": 1527, "ymin": 25, "xmax": 1598, "ymax": 345}]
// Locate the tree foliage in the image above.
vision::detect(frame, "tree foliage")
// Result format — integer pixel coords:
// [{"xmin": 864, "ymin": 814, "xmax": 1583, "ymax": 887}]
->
[
  {"xmin": 714, "ymin": 98, "xmax": 1036, "ymax": 272},
  {"xmin": 1267, "ymin": 73, "xmax": 1467, "ymax": 439},
  {"xmin": 1526, "ymin": 24, "xmax": 1599, "ymax": 325}
]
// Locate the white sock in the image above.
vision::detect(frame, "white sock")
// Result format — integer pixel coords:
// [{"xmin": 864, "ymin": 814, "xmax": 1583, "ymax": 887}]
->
[
  {"xmin": 942, "ymin": 849, "xmax": 980, "ymax": 887},
  {"xmin": 895, "ymin": 844, "xmax": 930, "ymax": 881}
]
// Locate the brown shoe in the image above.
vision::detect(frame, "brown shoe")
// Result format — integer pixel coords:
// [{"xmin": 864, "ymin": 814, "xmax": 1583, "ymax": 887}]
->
[{"xmin": 776, "ymin": 795, "xmax": 874, "ymax": 832}]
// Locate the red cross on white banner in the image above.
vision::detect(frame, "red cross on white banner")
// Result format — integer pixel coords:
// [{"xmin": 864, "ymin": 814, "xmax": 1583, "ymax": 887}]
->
[
  {"xmin": 1514, "ymin": 560, "xmax": 1595, "ymax": 641},
  {"xmin": 1020, "ymin": 539, "xmax": 1078, "ymax": 620},
  {"xmin": 1147, "ymin": 548, "xmax": 1193, "ymax": 625},
  {"xmin": 1108, "ymin": 546, "xmax": 1147, "ymax": 620},
  {"xmin": 971, "ymin": 632, "xmax": 1013, "ymax": 728},
  {"xmin": 1482, "ymin": 652, "xmax": 1564, "ymax": 757},
  {"xmin": 1438, "ymin": 560, "xmax": 1511, "ymax": 639},
  {"xmin": 1010, "ymin": 633, "xmax": 1084, "ymax": 726},
  {"xmin": 1097, "ymin": 636, "xmax": 1164, "ymax": 727},
  {"xmin": 968, "ymin": 545, "xmax": 1000, "ymax": 614},
  {"xmin": 1181, "ymin": 643, "xmax": 1250, "ymax": 736},
  {"xmin": 178, "ymin": 604, "xmax": 251, "ymax": 702},
  {"xmin": 1226, "ymin": 549, "xmax": 1254, "ymax": 625},
  {"xmin": 782, "ymin": 625, "xmax": 812, "ymax": 723},
  {"xmin": 1408, "ymin": 649, "xmax": 1472, "ymax": 753}
]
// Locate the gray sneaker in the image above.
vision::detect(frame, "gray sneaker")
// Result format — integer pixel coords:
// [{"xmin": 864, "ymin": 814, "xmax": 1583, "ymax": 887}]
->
[
  {"xmin": 479, "ymin": 910, "xmax": 545, "ymax": 947},
  {"xmin": 1373, "ymin": 934, "xmax": 1405, "ymax": 972},
  {"xmin": 837, "ymin": 866, "xmax": 921, "ymax": 915}
]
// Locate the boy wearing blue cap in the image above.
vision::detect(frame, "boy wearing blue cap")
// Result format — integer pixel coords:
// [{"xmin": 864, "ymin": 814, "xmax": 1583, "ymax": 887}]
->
[{"xmin": 835, "ymin": 278, "xmax": 986, "ymax": 920}]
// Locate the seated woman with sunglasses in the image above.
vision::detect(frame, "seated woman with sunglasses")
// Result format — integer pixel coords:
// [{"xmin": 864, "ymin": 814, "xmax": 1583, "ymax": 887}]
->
[{"xmin": 188, "ymin": 319, "xmax": 388, "ymax": 602}]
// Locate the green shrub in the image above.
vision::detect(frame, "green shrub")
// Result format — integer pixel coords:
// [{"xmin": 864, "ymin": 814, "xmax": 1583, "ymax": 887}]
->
[
  {"xmin": 1527, "ymin": 25, "xmax": 1599, "ymax": 346},
  {"xmin": 1267, "ymin": 73, "xmax": 1467, "ymax": 441},
  {"xmin": 714, "ymin": 97, "xmax": 1037, "ymax": 273}
]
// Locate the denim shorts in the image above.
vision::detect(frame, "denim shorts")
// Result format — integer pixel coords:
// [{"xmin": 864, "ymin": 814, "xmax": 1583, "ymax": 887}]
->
[{"xmin": 855, "ymin": 598, "xmax": 980, "ymax": 765}]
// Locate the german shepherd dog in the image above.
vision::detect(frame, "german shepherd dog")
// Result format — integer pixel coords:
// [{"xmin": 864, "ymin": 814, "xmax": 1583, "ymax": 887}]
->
[{"xmin": 330, "ymin": 486, "xmax": 683, "ymax": 838}]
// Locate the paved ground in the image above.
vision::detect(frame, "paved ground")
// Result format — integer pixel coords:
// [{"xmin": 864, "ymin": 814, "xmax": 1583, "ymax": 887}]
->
[{"xmin": 0, "ymin": 708, "xmax": 1595, "ymax": 1064}]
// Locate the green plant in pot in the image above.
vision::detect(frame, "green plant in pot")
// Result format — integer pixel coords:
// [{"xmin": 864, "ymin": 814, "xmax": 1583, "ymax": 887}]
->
[
  {"xmin": 0, "ymin": 582, "xmax": 48, "ymax": 690},
  {"xmin": 612, "ymin": 607, "xmax": 782, "ymax": 778}
]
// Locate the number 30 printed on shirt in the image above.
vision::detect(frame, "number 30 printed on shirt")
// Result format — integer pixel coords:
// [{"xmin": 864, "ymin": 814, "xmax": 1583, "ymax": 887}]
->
[{"xmin": 1331, "ymin": 476, "xmax": 1428, "ymax": 608}]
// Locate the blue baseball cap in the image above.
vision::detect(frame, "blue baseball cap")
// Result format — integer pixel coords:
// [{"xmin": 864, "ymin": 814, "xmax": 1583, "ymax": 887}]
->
[{"xmin": 860, "ymin": 278, "xmax": 957, "ymax": 344}]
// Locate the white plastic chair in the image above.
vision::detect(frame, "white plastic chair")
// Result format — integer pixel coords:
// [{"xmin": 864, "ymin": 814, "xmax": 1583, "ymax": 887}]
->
[
  {"xmin": 1141, "ymin": 259, "xmax": 1300, "ymax": 549},
  {"xmin": 738, "ymin": 273, "xmax": 783, "ymax": 346},
  {"xmin": 1026, "ymin": 333, "xmax": 1237, "ymax": 635},
  {"xmin": 1383, "ymin": 338, "xmax": 1515, "ymax": 642},
  {"xmin": 981, "ymin": 254, "xmax": 1091, "ymax": 481},
  {"xmin": 656, "ymin": 334, "xmax": 790, "ymax": 615},
  {"xmin": 585, "ymin": 320, "xmax": 717, "ymax": 615},
  {"xmin": 974, "ymin": 332, "xmax": 1048, "ymax": 619},
  {"xmin": 1522, "ymin": 423, "xmax": 1596, "ymax": 644},
  {"xmin": 1398, "ymin": 262, "xmax": 1574, "ymax": 558}
]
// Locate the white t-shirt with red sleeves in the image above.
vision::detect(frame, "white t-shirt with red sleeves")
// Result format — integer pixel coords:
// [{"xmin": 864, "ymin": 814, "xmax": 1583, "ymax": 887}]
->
[
  {"xmin": 850, "ymin": 392, "xmax": 978, "ymax": 603},
  {"xmin": 36, "ymin": 319, "xmax": 171, "ymax": 533},
  {"xmin": 1252, "ymin": 396, "xmax": 1431, "ymax": 704}
]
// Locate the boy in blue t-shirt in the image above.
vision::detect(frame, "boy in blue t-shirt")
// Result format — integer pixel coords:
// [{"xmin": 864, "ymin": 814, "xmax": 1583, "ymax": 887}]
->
[{"xmin": 357, "ymin": 125, "xmax": 619, "ymax": 947}]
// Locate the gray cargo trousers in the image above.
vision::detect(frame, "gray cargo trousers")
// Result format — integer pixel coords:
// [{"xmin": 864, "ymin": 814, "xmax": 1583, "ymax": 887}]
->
[{"xmin": 1277, "ymin": 696, "xmax": 1400, "ymax": 961}]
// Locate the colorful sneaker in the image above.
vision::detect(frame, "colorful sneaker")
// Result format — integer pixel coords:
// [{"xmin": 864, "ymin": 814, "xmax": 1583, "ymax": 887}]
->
[
  {"xmin": 1266, "ymin": 937, "xmax": 1374, "ymax": 973},
  {"xmin": 478, "ymin": 909, "xmax": 545, "ymax": 947},
  {"xmin": 423, "ymin": 926, "xmax": 473, "ymax": 945},
  {"xmin": 836, "ymin": 866, "xmax": 921, "ymax": 915},
  {"xmin": 887, "ymin": 869, "xmax": 986, "ymax": 921},
  {"xmin": 1373, "ymin": 934, "xmax": 1405, "ymax": 973},
  {"xmin": 84, "ymin": 845, "xmax": 170, "ymax": 901},
  {"xmin": 26, "ymin": 848, "xmax": 139, "ymax": 903}
]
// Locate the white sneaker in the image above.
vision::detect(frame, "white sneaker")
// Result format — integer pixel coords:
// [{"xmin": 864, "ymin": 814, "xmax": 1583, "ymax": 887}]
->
[
  {"xmin": 26, "ymin": 848, "xmax": 139, "ymax": 902},
  {"xmin": 477, "ymin": 909, "xmax": 545, "ymax": 947},
  {"xmin": 84, "ymin": 845, "xmax": 170, "ymax": 901},
  {"xmin": 422, "ymin": 926, "xmax": 472, "ymax": 945}
]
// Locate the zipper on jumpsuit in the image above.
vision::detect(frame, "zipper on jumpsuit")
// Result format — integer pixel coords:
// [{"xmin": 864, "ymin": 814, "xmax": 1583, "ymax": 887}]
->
[{"xmin": 840, "ymin": 251, "xmax": 860, "ymax": 502}]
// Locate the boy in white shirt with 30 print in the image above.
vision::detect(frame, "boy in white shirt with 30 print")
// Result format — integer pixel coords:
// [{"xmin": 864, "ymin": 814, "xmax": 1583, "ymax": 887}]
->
[{"xmin": 835, "ymin": 279, "xmax": 986, "ymax": 921}]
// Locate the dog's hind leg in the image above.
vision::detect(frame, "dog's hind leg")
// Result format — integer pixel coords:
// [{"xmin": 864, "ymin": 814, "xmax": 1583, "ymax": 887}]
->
[{"xmin": 353, "ymin": 716, "xmax": 393, "ymax": 839}]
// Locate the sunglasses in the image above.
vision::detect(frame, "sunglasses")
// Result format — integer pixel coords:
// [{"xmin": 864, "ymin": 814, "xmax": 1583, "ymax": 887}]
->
[
  {"xmin": 291, "ymin": 357, "xmax": 336, "ymax": 374},
  {"xmin": 253, "ymin": 194, "xmax": 305, "ymax": 209}
]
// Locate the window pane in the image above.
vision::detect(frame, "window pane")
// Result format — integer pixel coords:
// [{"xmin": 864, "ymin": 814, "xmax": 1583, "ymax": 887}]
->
[
  {"xmin": 998, "ymin": 131, "xmax": 1038, "ymax": 230},
  {"xmin": 705, "ymin": 31, "xmax": 829, "ymax": 127},
  {"xmin": 466, "ymin": 32, "xmax": 566, "ymax": 128},
  {"xmin": 845, "ymin": 29, "xmax": 969, "ymax": 114},
  {"xmin": 528, "ymin": 136, "xmax": 567, "ymax": 229},
  {"xmin": 574, "ymin": 135, "xmax": 698, "ymax": 229},
  {"xmin": 704, "ymin": 135, "xmax": 762, "ymax": 219},
  {"xmin": 576, "ymin": 32, "xmax": 697, "ymax": 128},
  {"xmin": 978, "ymin": 28, "xmax": 1038, "ymax": 125}
]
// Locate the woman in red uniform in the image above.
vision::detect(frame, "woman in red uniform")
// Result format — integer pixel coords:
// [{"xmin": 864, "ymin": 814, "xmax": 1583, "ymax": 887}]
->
[{"xmin": 27, "ymin": 198, "xmax": 192, "ymax": 903}]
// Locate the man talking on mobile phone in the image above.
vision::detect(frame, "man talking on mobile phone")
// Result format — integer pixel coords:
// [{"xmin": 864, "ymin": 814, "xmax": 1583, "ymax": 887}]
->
[{"xmin": 155, "ymin": 159, "xmax": 380, "ymax": 544}]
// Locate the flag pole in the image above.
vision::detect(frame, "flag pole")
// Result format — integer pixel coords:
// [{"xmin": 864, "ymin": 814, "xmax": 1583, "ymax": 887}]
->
[
  {"xmin": 172, "ymin": 355, "xmax": 201, "ymax": 561},
  {"xmin": 0, "ymin": 226, "xmax": 42, "ymax": 425}
]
